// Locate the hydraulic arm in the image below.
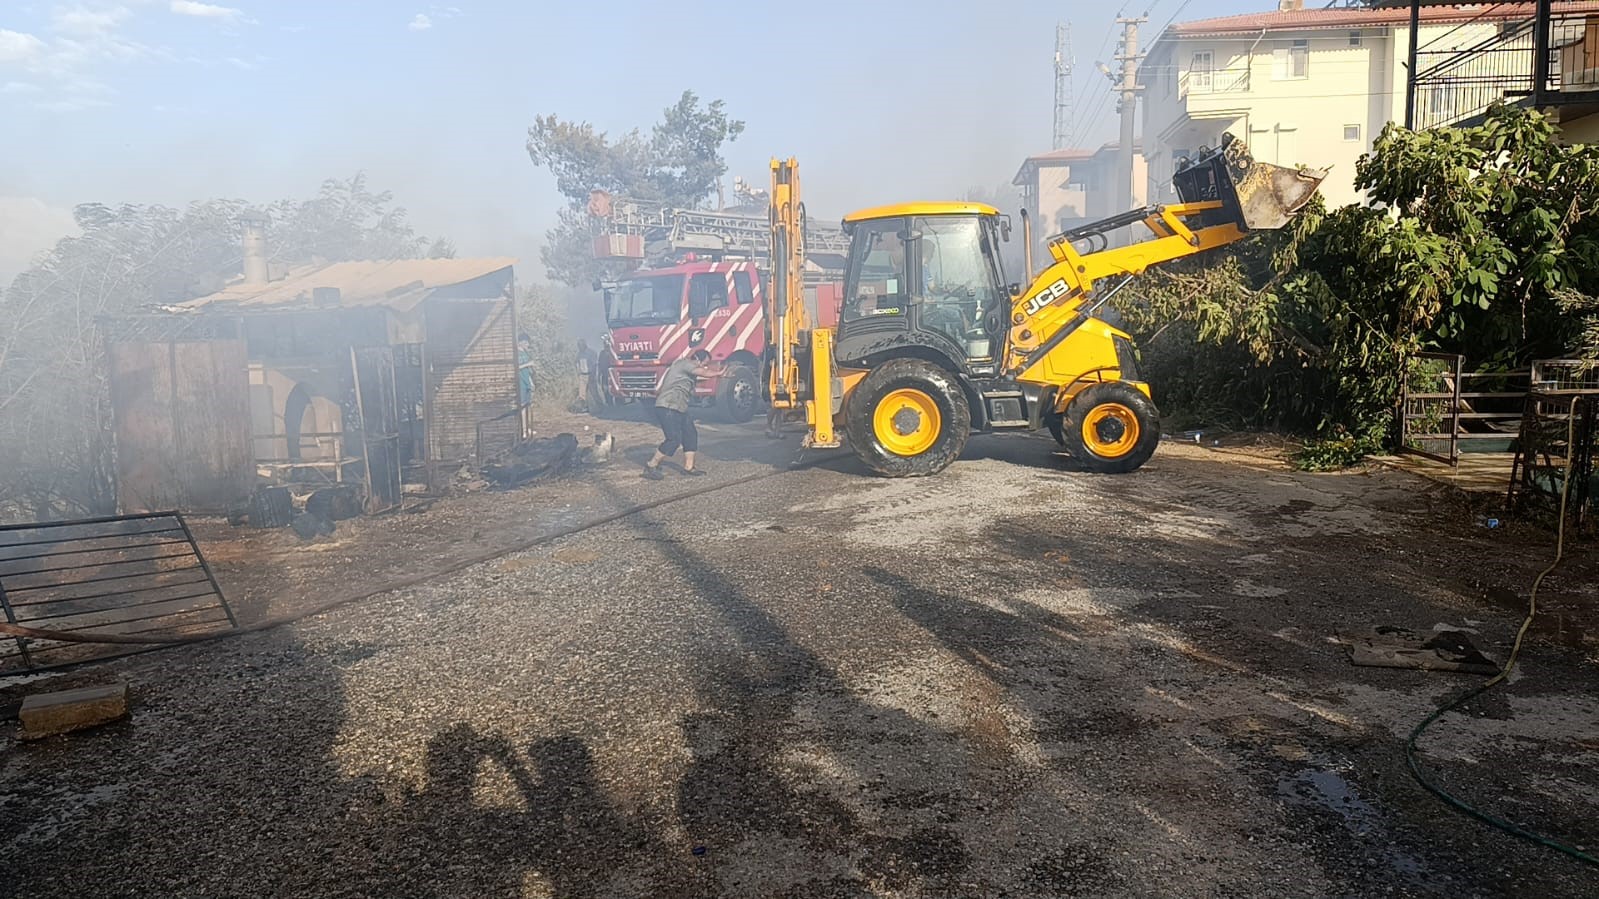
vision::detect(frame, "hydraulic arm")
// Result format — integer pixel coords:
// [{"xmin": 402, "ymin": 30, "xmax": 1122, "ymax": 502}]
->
[{"xmin": 767, "ymin": 158, "xmax": 839, "ymax": 448}]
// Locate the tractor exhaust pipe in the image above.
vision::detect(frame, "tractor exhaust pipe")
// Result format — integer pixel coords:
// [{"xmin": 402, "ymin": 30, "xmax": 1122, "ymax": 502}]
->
[{"xmin": 1021, "ymin": 207, "xmax": 1033, "ymax": 280}]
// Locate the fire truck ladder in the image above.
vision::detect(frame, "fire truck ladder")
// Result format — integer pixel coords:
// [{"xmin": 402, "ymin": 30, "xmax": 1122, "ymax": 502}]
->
[{"xmin": 594, "ymin": 196, "xmax": 850, "ymax": 265}]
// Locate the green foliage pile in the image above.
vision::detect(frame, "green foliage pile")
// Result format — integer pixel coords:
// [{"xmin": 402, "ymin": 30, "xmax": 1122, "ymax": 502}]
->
[{"xmin": 1116, "ymin": 104, "xmax": 1599, "ymax": 467}]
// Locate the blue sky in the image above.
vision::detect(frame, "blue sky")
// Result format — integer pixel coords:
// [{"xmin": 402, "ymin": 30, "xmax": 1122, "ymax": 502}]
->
[{"xmin": 0, "ymin": 0, "xmax": 1264, "ymax": 284}]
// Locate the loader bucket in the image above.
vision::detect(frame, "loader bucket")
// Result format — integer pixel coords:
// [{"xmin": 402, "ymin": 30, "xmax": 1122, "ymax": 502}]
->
[{"xmin": 1171, "ymin": 133, "xmax": 1327, "ymax": 232}]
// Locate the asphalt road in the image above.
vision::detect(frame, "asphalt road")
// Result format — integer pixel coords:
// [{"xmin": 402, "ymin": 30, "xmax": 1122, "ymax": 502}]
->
[{"xmin": 4, "ymin": 424, "xmax": 1599, "ymax": 898}]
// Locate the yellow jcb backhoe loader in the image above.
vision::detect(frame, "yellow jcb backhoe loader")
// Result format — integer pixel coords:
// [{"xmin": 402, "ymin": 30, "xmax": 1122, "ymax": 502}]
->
[{"xmin": 766, "ymin": 136, "xmax": 1327, "ymax": 477}]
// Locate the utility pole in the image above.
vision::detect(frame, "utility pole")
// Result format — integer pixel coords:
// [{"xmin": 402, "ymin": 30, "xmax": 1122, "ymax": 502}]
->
[
  {"xmin": 1053, "ymin": 22, "xmax": 1074, "ymax": 150},
  {"xmin": 1114, "ymin": 15, "xmax": 1146, "ymax": 213}
]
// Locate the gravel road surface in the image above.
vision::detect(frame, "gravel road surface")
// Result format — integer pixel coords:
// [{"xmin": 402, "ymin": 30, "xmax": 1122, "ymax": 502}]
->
[{"xmin": 4, "ymin": 419, "xmax": 1598, "ymax": 898}]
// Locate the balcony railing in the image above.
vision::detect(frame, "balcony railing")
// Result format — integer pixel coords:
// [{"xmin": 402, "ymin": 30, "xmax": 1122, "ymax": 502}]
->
[
  {"xmin": 1179, "ymin": 65, "xmax": 1251, "ymax": 98},
  {"xmin": 1414, "ymin": 12, "xmax": 1599, "ymax": 130}
]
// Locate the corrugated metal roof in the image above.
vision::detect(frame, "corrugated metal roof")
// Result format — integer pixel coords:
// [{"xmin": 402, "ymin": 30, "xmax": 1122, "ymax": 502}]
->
[
  {"xmin": 1167, "ymin": 2, "xmax": 1599, "ymax": 37},
  {"xmin": 177, "ymin": 257, "xmax": 517, "ymax": 310},
  {"xmin": 1023, "ymin": 148, "xmax": 1097, "ymax": 164}
]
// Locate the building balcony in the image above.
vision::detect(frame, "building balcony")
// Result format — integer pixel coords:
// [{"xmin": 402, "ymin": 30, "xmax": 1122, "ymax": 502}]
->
[
  {"xmin": 1413, "ymin": 8, "xmax": 1599, "ymax": 130},
  {"xmin": 1179, "ymin": 65, "xmax": 1253, "ymax": 98}
]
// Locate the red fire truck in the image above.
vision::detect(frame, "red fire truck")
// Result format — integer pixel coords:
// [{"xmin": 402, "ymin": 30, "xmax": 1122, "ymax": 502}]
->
[{"xmin": 588, "ymin": 191, "xmax": 845, "ymax": 422}]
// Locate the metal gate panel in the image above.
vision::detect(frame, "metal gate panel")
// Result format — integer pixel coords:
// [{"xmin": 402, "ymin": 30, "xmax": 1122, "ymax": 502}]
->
[{"xmin": 0, "ymin": 512, "xmax": 237, "ymax": 673}]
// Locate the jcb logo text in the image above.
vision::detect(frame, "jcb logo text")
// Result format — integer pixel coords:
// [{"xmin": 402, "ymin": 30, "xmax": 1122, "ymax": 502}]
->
[{"xmin": 1023, "ymin": 279, "xmax": 1071, "ymax": 317}]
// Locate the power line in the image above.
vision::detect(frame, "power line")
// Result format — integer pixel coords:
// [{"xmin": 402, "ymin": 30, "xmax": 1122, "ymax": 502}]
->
[
  {"xmin": 1073, "ymin": 1, "xmax": 1131, "ymax": 114},
  {"xmin": 1416, "ymin": 2, "xmax": 1518, "ymax": 52},
  {"xmin": 1153, "ymin": 0, "xmax": 1195, "ymax": 41}
]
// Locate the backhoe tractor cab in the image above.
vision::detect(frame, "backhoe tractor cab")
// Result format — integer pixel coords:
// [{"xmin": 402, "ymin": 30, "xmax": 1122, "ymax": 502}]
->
[{"xmin": 764, "ymin": 137, "xmax": 1327, "ymax": 478}]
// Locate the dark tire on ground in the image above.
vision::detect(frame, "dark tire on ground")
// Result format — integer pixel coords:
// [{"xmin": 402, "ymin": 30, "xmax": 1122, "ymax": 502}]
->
[
  {"xmin": 845, "ymin": 358, "xmax": 970, "ymax": 478},
  {"xmin": 1045, "ymin": 410, "xmax": 1067, "ymax": 446},
  {"xmin": 1062, "ymin": 381, "xmax": 1161, "ymax": 474},
  {"xmin": 720, "ymin": 364, "xmax": 760, "ymax": 424}
]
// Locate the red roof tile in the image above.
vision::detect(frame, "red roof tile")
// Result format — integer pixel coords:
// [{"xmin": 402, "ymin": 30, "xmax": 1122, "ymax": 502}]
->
[{"xmin": 1168, "ymin": 2, "xmax": 1599, "ymax": 37}]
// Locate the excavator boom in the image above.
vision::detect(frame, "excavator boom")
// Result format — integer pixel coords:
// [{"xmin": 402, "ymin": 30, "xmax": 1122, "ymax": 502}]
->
[
  {"xmin": 768, "ymin": 158, "xmax": 840, "ymax": 447},
  {"xmin": 768, "ymin": 158, "xmax": 806, "ymax": 409}
]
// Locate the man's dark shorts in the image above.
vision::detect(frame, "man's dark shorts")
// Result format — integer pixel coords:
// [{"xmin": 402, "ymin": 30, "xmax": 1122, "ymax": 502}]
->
[{"xmin": 654, "ymin": 406, "xmax": 698, "ymax": 455}]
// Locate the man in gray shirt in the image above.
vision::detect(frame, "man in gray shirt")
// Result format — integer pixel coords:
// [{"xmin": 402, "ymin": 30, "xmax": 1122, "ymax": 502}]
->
[{"xmin": 643, "ymin": 349, "xmax": 724, "ymax": 479}]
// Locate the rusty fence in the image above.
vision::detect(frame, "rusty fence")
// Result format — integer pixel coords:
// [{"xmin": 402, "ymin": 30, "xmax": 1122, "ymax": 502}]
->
[
  {"xmin": 1509, "ymin": 392, "xmax": 1597, "ymax": 532},
  {"xmin": 1398, "ymin": 353, "xmax": 1529, "ymax": 466},
  {"xmin": 0, "ymin": 512, "xmax": 237, "ymax": 673}
]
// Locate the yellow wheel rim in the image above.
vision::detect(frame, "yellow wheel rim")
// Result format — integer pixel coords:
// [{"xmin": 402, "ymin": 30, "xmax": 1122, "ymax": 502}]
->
[
  {"xmin": 1081, "ymin": 403, "xmax": 1140, "ymax": 457},
  {"xmin": 873, "ymin": 388, "xmax": 942, "ymax": 456}
]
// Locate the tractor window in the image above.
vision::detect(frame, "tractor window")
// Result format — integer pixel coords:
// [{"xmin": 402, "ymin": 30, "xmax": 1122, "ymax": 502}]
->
[
  {"xmin": 688, "ymin": 273, "xmax": 730, "ymax": 320},
  {"xmin": 914, "ymin": 215, "xmax": 1000, "ymax": 346},
  {"xmin": 842, "ymin": 217, "xmax": 909, "ymax": 322},
  {"xmin": 606, "ymin": 275, "xmax": 684, "ymax": 327}
]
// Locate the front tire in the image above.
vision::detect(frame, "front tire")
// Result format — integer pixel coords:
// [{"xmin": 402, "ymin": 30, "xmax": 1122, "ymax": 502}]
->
[
  {"xmin": 720, "ymin": 364, "xmax": 759, "ymax": 423},
  {"xmin": 1045, "ymin": 410, "xmax": 1067, "ymax": 446},
  {"xmin": 1062, "ymin": 382, "xmax": 1160, "ymax": 474},
  {"xmin": 845, "ymin": 359, "xmax": 970, "ymax": 477}
]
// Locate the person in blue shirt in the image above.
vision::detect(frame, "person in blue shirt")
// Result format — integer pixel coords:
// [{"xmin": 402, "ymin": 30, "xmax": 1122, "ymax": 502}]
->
[{"xmin": 517, "ymin": 333, "xmax": 535, "ymax": 406}]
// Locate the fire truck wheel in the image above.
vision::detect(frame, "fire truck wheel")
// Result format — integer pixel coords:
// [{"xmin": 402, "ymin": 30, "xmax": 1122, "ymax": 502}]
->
[
  {"xmin": 720, "ymin": 364, "xmax": 759, "ymax": 423},
  {"xmin": 1062, "ymin": 382, "xmax": 1161, "ymax": 474},
  {"xmin": 846, "ymin": 358, "xmax": 970, "ymax": 478}
]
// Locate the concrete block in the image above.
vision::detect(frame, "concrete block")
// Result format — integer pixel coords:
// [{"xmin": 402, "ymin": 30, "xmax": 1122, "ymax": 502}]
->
[{"xmin": 17, "ymin": 684, "xmax": 129, "ymax": 740}]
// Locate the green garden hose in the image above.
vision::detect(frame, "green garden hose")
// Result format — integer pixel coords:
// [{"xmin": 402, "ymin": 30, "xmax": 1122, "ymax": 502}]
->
[{"xmin": 1406, "ymin": 396, "xmax": 1598, "ymax": 867}]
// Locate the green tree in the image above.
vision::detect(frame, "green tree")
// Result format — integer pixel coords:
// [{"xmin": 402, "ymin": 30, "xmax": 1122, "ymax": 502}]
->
[
  {"xmin": 526, "ymin": 91, "xmax": 745, "ymax": 287},
  {"xmin": 1117, "ymin": 104, "xmax": 1599, "ymax": 462},
  {"xmin": 515, "ymin": 281, "xmax": 575, "ymax": 415}
]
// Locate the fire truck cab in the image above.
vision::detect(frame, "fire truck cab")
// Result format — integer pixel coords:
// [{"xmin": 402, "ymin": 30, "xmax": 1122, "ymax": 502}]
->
[{"xmin": 601, "ymin": 256, "xmax": 766, "ymax": 422}]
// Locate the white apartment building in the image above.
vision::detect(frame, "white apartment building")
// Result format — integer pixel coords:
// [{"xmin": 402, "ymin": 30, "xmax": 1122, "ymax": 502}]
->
[{"xmin": 1139, "ymin": 1, "xmax": 1553, "ymax": 208}]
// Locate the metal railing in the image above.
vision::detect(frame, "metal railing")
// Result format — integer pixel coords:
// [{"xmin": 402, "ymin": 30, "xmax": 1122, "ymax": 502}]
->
[
  {"xmin": 1508, "ymin": 391, "xmax": 1595, "ymax": 532},
  {"xmin": 1414, "ymin": 12, "xmax": 1599, "ymax": 130},
  {"xmin": 1398, "ymin": 353, "xmax": 1530, "ymax": 465},
  {"xmin": 1180, "ymin": 65, "xmax": 1252, "ymax": 97},
  {"xmin": 1532, "ymin": 358, "xmax": 1599, "ymax": 393}
]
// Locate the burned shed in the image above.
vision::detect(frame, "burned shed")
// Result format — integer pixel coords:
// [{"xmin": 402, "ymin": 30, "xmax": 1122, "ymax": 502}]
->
[{"xmin": 104, "ymin": 255, "xmax": 526, "ymax": 515}]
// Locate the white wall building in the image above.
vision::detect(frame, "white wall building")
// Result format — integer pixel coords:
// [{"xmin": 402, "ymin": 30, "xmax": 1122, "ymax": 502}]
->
[{"xmin": 1140, "ymin": 1, "xmax": 1548, "ymax": 208}]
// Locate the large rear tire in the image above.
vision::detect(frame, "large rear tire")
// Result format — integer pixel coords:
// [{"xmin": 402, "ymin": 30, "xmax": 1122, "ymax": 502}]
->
[
  {"xmin": 719, "ymin": 364, "xmax": 759, "ymax": 423},
  {"xmin": 845, "ymin": 359, "xmax": 970, "ymax": 477},
  {"xmin": 1062, "ymin": 382, "xmax": 1160, "ymax": 474}
]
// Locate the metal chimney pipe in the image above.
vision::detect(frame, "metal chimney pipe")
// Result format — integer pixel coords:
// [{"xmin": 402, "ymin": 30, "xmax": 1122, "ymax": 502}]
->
[{"xmin": 239, "ymin": 209, "xmax": 270, "ymax": 285}]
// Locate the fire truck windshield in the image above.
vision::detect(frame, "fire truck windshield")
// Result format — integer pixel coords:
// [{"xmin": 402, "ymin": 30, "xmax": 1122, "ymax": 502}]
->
[{"xmin": 606, "ymin": 275, "xmax": 684, "ymax": 327}]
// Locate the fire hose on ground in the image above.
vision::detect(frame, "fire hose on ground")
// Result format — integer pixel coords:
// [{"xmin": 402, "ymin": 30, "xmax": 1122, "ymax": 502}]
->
[{"xmin": 1406, "ymin": 396, "xmax": 1598, "ymax": 867}]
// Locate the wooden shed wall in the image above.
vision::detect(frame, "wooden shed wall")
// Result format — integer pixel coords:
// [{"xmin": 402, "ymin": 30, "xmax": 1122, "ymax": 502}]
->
[
  {"xmin": 424, "ymin": 299, "xmax": 518, "ymax": 464},
  {"xmin": 108, "ymin": 336, "xmax": 254, "ymax": 513}
]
